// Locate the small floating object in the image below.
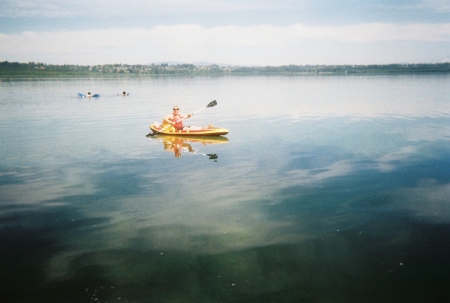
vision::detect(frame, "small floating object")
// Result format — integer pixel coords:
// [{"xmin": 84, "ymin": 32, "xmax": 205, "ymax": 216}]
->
[{"xmin": 77, "ymin": 92, "xmax": 100, "ymax": 98}]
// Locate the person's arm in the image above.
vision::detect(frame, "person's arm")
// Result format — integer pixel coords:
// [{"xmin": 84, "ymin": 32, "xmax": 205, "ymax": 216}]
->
[{"xmin": 163, "ymin": 115, "xmax": 173, "ymax": 124}]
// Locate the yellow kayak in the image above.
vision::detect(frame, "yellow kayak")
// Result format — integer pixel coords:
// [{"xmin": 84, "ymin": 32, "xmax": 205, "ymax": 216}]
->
[{"xmin": 150, "ymin": 124, "xmax": 229, "ymax": 136}]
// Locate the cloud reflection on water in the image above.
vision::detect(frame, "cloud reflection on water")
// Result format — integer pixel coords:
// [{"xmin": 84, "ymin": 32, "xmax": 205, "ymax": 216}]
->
[
  {"xmin": 37, "ymin": 130, "xmax": 449, "ymax": 268},
  {"xmin": 1, "ymin": 76, "xmax": 450, "ymax": 302}
]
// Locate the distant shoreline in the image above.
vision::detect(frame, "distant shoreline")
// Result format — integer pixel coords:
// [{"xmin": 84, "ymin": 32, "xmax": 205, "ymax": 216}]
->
[{"xmin": 1, "ymin": 61, "xmax": 449, "ymax": 80}]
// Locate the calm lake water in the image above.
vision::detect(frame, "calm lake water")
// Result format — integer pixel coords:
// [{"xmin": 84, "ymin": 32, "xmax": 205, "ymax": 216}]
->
[{"xmin": 1, "ymin": 75, "xmax": 449, "ymax": 302}]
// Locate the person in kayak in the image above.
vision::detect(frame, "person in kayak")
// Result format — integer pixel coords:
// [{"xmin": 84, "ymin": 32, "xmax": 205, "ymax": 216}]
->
[{"xmin": 162, "ymin": 106, "xmax": 193, "ymax": 131}]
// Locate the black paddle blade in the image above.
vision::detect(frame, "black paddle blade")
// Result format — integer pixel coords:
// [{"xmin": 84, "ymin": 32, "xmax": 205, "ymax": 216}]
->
[
  {"xmin": 207, "ymin": 100, "xmax": 217, "ymax": 108},
  {"xmin": 207, "ymin": 153, "xmax": 218, "ymax": 160}
]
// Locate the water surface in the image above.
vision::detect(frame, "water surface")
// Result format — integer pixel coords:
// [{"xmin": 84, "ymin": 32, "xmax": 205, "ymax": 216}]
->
[{"xmin": 1, "ymin": 75, "xmax": 449, "ymax": 302}]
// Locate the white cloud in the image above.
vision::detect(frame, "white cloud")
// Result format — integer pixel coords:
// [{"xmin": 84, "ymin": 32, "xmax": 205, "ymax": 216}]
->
[
  {"xmin": 288, "ymin": 23, "xmax": 450, "ymax": 42},
  {"xmin": 420, "ymin": 0, "xmax": 450, "ymax": 12},
  {"xmin": 1, "ymin": 23, "xmax": 449, "ymax": 65},
  {"xmin": 0, "ymin": 0, "xmax": 301, "ymax": 18}
]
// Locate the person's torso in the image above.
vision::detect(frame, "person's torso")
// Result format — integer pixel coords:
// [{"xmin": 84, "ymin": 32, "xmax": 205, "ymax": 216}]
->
[{"xmin": 170, "ymin": 114, "xmax": 183, "ymax": 128}]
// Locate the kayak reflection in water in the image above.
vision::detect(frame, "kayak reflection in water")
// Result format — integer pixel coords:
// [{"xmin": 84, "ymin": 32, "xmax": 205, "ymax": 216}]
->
[
  {"xmin": 154, "ymin": 135, "xmax": 228, "ymax": 160},
  {"xmin": 163, "ymin": 137, "xmax": 193, "ymax": 158}
]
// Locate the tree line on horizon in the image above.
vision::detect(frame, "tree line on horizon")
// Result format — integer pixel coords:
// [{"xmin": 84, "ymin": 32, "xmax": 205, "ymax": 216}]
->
[{"xmin": 1, "ymin": 61, "xmax": 449, "ymax": 78}]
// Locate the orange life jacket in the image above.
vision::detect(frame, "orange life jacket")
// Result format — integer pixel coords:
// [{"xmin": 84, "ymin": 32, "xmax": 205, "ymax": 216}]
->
[{"xmin": 169, "ymin": 115, "xmax": 184, "ymax": 130}]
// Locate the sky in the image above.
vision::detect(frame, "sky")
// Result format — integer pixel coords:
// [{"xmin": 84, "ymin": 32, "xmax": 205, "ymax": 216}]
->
[{"xmin": 0, "ymin": 0, "xmax": 449, "ymax": 66}]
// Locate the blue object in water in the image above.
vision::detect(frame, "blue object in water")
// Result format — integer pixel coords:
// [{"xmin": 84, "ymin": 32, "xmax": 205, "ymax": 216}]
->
[{"xmin": 77, "ymin": 93, "xmax": 100, "ymax": 98}]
